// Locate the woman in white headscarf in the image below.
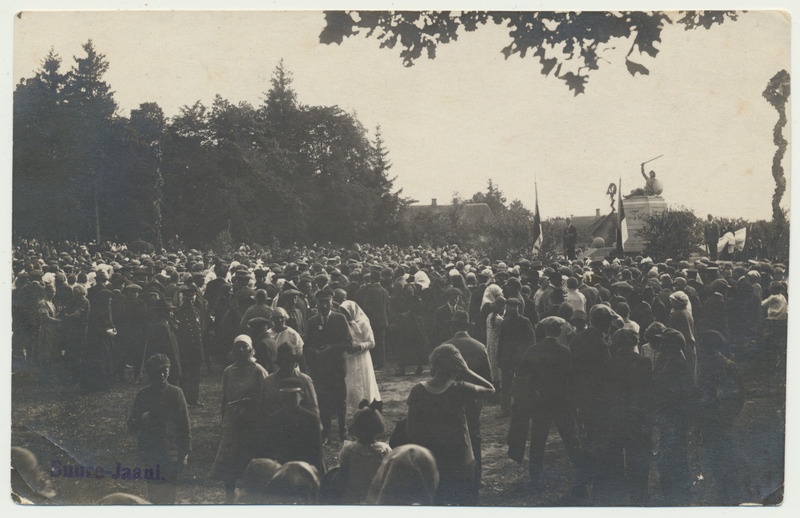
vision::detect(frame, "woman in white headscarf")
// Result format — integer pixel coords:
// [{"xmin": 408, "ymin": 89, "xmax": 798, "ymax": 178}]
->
[
  {"xmin": 413, "ymin": 270, "xmax": 431, "ymax": 291},
  {"xmin": 339, "ymin": 300, "xmax": 382, "ymax": 415},
  {"xmin": 668, "ymin": 291, "xmax": 698, "ymax": 385},
  {"xmin": 485, "ymin": 295, "xmax": 506, "ymax": 384},
  {"xmin": 480, "ymin": 283, "xmax": 503, "ymax": 312}
]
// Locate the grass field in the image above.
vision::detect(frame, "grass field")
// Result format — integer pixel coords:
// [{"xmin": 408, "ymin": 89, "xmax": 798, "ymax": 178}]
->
[{"xmin": 11, "ymin": 354, "xmax": 785, "ymax": 506}]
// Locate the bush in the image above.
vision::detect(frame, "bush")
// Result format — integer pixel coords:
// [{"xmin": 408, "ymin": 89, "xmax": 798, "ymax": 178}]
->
[{"xmin": 639, "ymin": 206, "xmax": 703, "ymax": 261}]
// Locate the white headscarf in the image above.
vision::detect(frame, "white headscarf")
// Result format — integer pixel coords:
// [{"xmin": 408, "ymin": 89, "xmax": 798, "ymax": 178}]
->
[
  {"xmin": 481, "ymin": 283, "xmax": 503, "ymax": 311},
  {"xmin": 413, "ymin": 271, "xmax": 430, "ymax": 291},
  {"xmin": 340, "ymin": 300, "xmax": 375, "ymax": 349}
]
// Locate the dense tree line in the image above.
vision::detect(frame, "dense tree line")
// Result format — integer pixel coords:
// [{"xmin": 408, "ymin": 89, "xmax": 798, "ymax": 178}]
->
[
  {"xmin": 14, "ymin": 40, "xmax": 788, "ymax": 262},
  {"xmin": 14, "ymin": 43, "xmax": 403, "ymax": 249}
]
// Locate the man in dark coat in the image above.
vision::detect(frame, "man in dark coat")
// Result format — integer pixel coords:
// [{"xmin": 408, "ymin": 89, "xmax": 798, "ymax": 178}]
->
[
  {"xmin": 239, "ymin": 289, "xmax": 273, "ymax": 334},
  {"xmin": 84, "ymin": 288, "xmax": 116, "ymax": 391},
  {"xmin": 695, "ymin": 331, "xmax": 745, "ymax": 505},
  {"xmin": 496, "ymin": 297, "xmax": 536, "ymax": 415},
  {"xmin": 143, "ymin": 299, "xmax": 182, "ymax": 386},
  {"xmin": 442, "ymin": 310, "xmax": 492, "ymax": 501},
  {"xmin": 469, "ymin": 269, "xmax": 490, "ymax": 344},
  {"xmin": 304, "ymin": 288, "xmax": 353, "ymax": 442},
  {"xmin": 563, "ymin": 218, "xmax": 578, "ymax": 261},
  {"xmin": 704, "ymin": 214, "xmax": 720, "ymax": 261},
  {"xmin": 508, "ymin": 317, "xmax": 588, "ymax": 493},
  {"xmin": 116, "ymin": 284, "xmax": 149, "ymax": 379},
  {"xmin": 354, "ymin": 270, "xmax": 390, "ymax": 370},
  {"xmin": 247, "ymin": 317, "xmax": 275, "ymax": 371},
  {"xmin": 260, "ymin": 343, "xmax": 319, "ymax": 417},
  {"xmin": 262, "ymin": 378, "xmax": 325, "ymax": 475},
  {"xmin": 128, "ymin": 354, "xmax": 191, "ymax": 504},
  {"xmin": 595, "ymin": 328, "xmax": 653, "ymax": 505},
  {"xmin": 204, "ymin": 263, "xmax": 229, "ymax": 349},
  {"xmin": 174, "ymin": 286, "xmax": 204, "ymax": 406},
  {"xmin": 87, "ymin": 270, "xmax": 111, "ymax": 308},
  {"xmin": 570, "ymin": 303, "xmax": 621, "ymax": 488},
  {"xmin": 433, "ymin": 287, "xmax": 463, "ymax": 346},
  {"xmin": 700, "ymin": 279, "xmax": 730, "ymax": 339}
]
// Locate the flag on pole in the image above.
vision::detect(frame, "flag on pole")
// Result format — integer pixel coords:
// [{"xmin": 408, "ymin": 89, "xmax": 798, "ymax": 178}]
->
[
  {"xmin": 718, "ymin": 227, "xmax": 748, "ymax": 254},
  {"xmin": 532, "ymin": 182, "xmax": 543, "ymax": 255},
  {"xmin": 734, "ymin": 227, "xmax": 747, "ymax": 252},
  {"xmin": 616, "ymin": 177, "xmax": 628, "ymax": 256}
]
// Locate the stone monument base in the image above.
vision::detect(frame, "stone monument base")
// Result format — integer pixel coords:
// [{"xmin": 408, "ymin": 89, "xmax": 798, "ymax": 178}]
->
[{"xmin": 622, "ymin": 195, "xmax": 668, "ymax": 254}]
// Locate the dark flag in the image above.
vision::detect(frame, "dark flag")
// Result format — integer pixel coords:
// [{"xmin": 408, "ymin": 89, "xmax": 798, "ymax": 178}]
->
[
  {"xmin": 616, "ymin": 177, "xmax": 628, "ymax": 256},
  {"xmin": 532, "ymin": 182, "xmax": 543, "ymax": 255}
]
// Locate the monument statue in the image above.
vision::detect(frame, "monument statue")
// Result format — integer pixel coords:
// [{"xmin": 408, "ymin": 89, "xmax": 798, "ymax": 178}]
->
[
  {"xmin": 624, "ymin": 154, "xmax": 664, "ymax": 198},
  {"xmin": 615, "ymin": 155, "xmax": 668, "ymax": 253}
]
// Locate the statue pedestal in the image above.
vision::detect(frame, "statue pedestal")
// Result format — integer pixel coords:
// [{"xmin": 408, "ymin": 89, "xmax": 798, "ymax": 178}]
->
[{"xmin": 622, "ymin": 195, "xmax": 668, "ymax": 253}]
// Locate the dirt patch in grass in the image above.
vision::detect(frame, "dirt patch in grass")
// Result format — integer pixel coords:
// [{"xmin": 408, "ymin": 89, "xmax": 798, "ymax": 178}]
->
[{"xmin": 11, "ymin": 357, "xmax": 784, "ymax": 506}]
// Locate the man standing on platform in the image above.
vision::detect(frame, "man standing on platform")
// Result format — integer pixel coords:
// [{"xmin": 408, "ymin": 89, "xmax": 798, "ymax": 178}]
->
[
  {"xmin": 563, "ymin": 218, "xmax": 578, "ymax": 261},
  {"xmin": 705, "ymin": 214, "xmax": 720, "ymax": 261}
]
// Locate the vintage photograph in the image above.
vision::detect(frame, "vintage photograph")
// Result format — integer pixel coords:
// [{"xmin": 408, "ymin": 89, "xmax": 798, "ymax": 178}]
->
[{"xmin": 8, "ymin": 6, "xmax": 791, "ymax": 507}]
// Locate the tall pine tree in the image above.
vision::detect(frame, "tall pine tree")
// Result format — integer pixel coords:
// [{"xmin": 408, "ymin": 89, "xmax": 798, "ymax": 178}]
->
[{"xmin": 62, "ymin": 40, "xmax": 118, "ymax": 242}]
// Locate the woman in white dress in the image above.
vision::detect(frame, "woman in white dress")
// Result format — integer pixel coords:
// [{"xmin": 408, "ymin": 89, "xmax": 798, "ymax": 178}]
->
[
  {"xmin": 339, "ymin": 300, "xmax": 381, "ymax": 415},
  {"xmin": 485, "ymin": 295, "xmax": 505, "ymax": 385}
]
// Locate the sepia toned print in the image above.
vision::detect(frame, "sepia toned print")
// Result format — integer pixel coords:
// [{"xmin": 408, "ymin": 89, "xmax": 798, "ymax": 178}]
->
[{"xmin": 9, "ymin": 8, "xmax": 789, "ymax": 506}]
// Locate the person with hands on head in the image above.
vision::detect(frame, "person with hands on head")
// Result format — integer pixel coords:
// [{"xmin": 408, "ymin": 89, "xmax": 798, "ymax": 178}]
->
[{"xmin": 406, "ymin": 343, "xmax": 495, "ymax": 505}]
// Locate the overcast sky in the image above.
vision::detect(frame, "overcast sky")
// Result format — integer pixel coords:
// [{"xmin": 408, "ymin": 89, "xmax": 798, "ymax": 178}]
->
[{"xmin": 10, "ymin": 8, "xmax": 792, "ymax": 222}]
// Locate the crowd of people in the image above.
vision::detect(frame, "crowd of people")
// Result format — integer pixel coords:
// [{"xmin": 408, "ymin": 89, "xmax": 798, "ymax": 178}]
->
[{"xmin": 11, "ymin": 238, "xmax": 788, "ymax": 505}]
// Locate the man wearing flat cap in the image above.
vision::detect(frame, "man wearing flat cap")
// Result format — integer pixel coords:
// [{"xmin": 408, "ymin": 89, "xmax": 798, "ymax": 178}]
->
[
  {"xmin": 175, "ymin": 285, "xmax": 205, "ymax": 406},
  {"xmin": 354, "ymin": 269, "xmax": 390, "ymax": 370},
  {"xmin": 260, "ymin": 343, "xmax": 319, "ymax": 417},
  {"xmin": 262, "ymin": 377, "xmax": 325, "ymax": 475},
  {"xmin": 571, "ymin": 303, "xmax": 623, "ymax": 489},
  {"xmin": 246, "ymin": 316, "xmax": 274, "ymax": 371},
  {"xmin": 595, "ymin": 328, "xmax": 652, "ymax": 505},
  {"xmin": 305, "ymin": 288, "xmax": 353, "ymax": 443},
  {"xmin": 278, "ymin": 283, "xmax": 307, "ymax": 338},
  {"xmin": 441, "ymin": 309, "xmax": 492, "ymax": 501},
  {"xmin": 497, "ymin": 297, "xmax": 536, "ymax": 417},
  {"xmin": 508, "ymin": 316, "xmax": 588, "ymax": 494},
  {"xmin": 116, "ymin": 283, "xmax": 148, "ymax": 380},
  {"xmin": 702, "ymin": 278, "xmax": 731, "ymax": 333},
  {"xmin": 469, "ymin": 270, "xmax": 491, "ymax": 344},
  {"xmin": 433, "ymin": 287, "xmax": 464, "ymax": 346},
  {"xmin": 143, "ymin": 299, "xmax": 181, "ymax": 386},
  {"xmin": 563, "ymin": 218, "xmax": 578, "ymax": 261},
  {"xmin": 128, "ymin": 354, "xmax": 191, "ymax": 504}
]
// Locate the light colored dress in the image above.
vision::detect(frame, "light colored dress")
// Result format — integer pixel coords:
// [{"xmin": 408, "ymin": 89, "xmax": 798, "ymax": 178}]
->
[
  {"xmin": 485, "ymin": 312, "xmax": 503, "ymax": 383},
  {"xmin": 340, "ymin": 301, "xmax": 381, "ymax": 414},
  {"xmin": 210, "ymin": 360, "xmax": 269, "ymax": 482},
  {"xmin": 36, "ymin": 299, "xmax": 60, "ymax": 364}
]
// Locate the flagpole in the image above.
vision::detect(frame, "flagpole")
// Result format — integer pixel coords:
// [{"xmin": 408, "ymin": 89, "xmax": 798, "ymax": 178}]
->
[
  {"xmin": 617, "ymin": 177, "xmax": 624, "ymax": 256},
  {"xmin": 532, "ymin": 177, "xmax": 542, "ymax": 256}
]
